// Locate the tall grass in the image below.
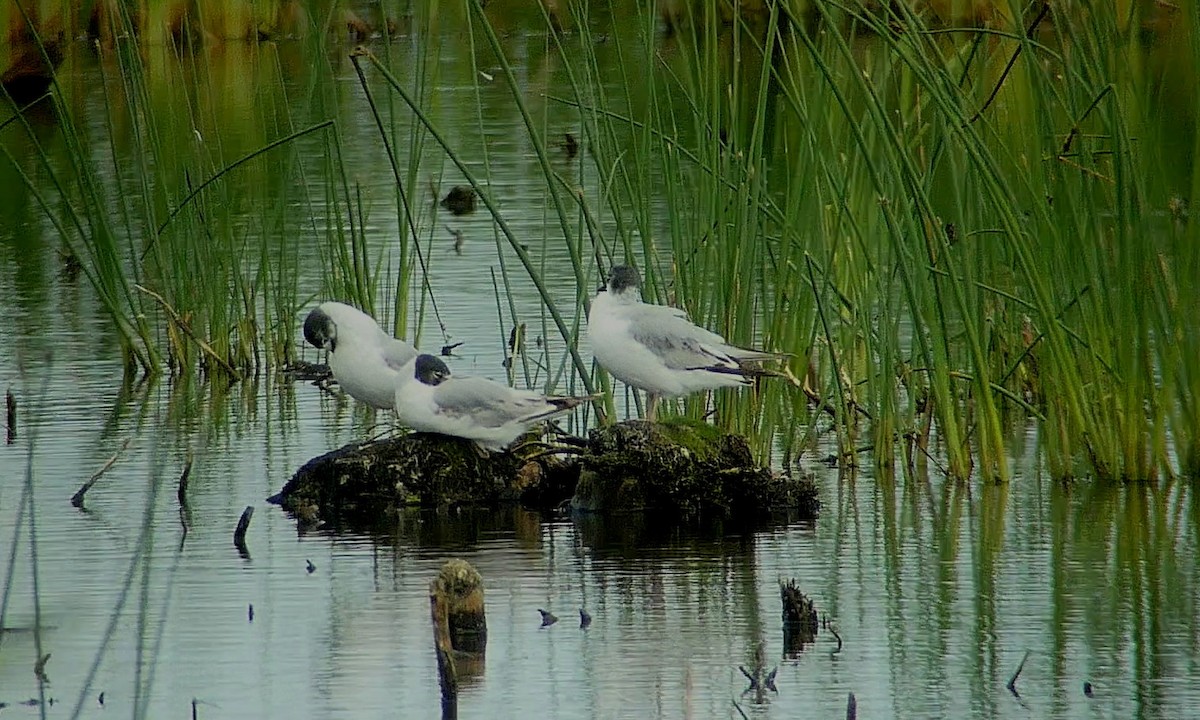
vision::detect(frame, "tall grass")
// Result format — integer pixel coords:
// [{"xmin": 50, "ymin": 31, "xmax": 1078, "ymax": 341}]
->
[
  {"xmin": 2, "ymin": 5, "xmax": 368, "ymax": 378},
  {"xmin": 429, "ymin": 0, "xmax": 1196, "ymax": 481},
  {"xmin": 3, "ymin": 0, "xmax": 1196, "ymax": 479}
]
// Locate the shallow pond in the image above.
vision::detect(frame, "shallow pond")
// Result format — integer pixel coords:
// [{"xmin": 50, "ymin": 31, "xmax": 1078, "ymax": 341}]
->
[
  {"xmin": 2, "ymin": 292, "xmax": 1197, "ymax": 720},
  {"xmin": 2, "ymin": 11, "xmax": 1199, "ymax": 720}
]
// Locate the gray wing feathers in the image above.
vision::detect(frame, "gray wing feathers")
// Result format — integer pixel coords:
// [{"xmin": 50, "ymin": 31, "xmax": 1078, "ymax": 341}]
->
[
  {"xmin": 381, "ymin": 337, "xmax": 419, "ymax": 371},
  {"xmin": 434, "ymin": 378, "xmax": 554, "ymax": 428},
  {"xmin": 630, "ymin": 307, "xmax": 775, "ymax": 370}
]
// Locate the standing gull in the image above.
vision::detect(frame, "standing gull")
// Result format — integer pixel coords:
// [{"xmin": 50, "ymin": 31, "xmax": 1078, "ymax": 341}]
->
[
  {"xmin": 395, "ymin": 354, "xmax": 593, "ymax": 451},
  {"xmin": 587, "ymin": 264, "xmax": 781, "ymax": 420},
  {"xmin": 303, "ymin": 301, "xmax": 418, "ymax": 410}
]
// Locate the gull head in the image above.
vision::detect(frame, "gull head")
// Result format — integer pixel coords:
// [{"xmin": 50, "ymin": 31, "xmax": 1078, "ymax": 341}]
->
[
  {"xmin": 303, "ymin": 306, "xmax": 336, "ymax": 352},
  {"xmin": 414, "ymin": 354, "xmax": 451, "ymax": 386},
  {"xmin": 605, "ymin": 264, "xmax": 642, "ymax": 298}
]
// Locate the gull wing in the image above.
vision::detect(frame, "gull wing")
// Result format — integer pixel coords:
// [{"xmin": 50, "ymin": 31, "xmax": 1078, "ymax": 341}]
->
[
  {"xmin": 380, "ymin": 336, "xmax": 419, "ymax": 372},
  {"xmin": 432, "ymin": 377, "xmax": 557, "ymax": 428},
  {"xmin": 623, "ymin": 305, "xmax": 742, "ymax": 370}
]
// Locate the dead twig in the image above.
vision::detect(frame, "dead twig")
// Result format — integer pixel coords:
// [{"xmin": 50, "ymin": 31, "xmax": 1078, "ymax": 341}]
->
[
  {"xmin": 33, "ymin": 652, "xmax": 51, "ymax": 684},
  {"xmin": 71, "ymin": 437, "xmax": 133, "ymax": 508},
  {"xmin": 5, "ymin": 388, "xmax": 15, "ymax": 444},
  {"xmin": 233, "ymin": 506, "xmax": 254, "ymax": 556},
  {"xmin": 1007, "ymin": 649, "xmax": 1031, "ymax": 696},
  {"xmin": 177, "ymin": 455, "xmax": 193, "ymax": 508},
  {"xmin": 966, "ymin": 2, "xmax": 1051, "ymax": 125},
  {"xmin": 135, "ymin": 284, "xmax": 241, "ymax": 378}
]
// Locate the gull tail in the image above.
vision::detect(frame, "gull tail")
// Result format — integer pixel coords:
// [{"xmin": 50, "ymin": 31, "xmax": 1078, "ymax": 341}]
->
[
  {"xmin": 689, "ymin": 362, "xmax": 785, "ymax": 384},
  {"xmin": 692, "ymin": 344, "xmax": 792, "ymax": 383},
  {"xmin": 529, "ymin": 393, "xmax": 603, "ymax": 422},
  {"xmin": 726, "ymin": 346, "xmax": 790, "ymax": 364}
]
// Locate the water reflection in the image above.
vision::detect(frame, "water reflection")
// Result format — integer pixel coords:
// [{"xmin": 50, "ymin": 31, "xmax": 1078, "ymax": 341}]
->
[{"xmin": 1, "ymin": 376, "xmax": 1198, "ymax": 720}]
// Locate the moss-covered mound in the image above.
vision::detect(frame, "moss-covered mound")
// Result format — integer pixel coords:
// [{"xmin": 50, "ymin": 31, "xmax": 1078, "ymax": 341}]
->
[
  {"xmin": 269, "ymin": 434, "xmax": 525, "ymax": 525},
  {"xmin": 271, "ymin": 420, "xmax": 818, "ymax": 527},
  {"xmin": 572, "ymin": 419, "xmax": 819, "ymax": 519}
]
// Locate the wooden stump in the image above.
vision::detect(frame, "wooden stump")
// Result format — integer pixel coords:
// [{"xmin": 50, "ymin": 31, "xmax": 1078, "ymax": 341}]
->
[
  {"xmin": 432, "ymin": 559, "xmax": 487, "ymax": 653},
  {"xmin": 430, "ymin": 559, "xmax": 487, "ymax": 718}
]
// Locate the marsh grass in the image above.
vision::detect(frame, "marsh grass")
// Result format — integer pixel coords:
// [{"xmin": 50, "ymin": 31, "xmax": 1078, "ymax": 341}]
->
[
  {"xmin": 3, "ymin": 7, "xmax": 370, "ymax": 379},
  {"xmin": 4, "ymin": 0, "xmax": 1196, "ymax": 480},
  {"xmin": 498, "ymin": 0, "xmax": 1198, "ymax": 481}
]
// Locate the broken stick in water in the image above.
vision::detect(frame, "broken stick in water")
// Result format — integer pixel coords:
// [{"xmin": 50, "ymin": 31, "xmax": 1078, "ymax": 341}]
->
[
  {"xmin": 33, "ymin": 652, "xmax": 50, "ymax": 684},
  {"xmin": 177, "ymin": 455, "xmax": 193, "ymax": 508},
  {"xmin": 233, "ymin": 506, "xmax": 254, "ymax": 555},
  {"xmin": 430, "ymin": 589, "xmax": 458, "ymax": 719},
  {"xmin": 1007, "ymin": 649, "xmax": 1031, "ymax": 696},
  {"xmin": 5, "ymin": 389, "xmax": 14, "ymax": 444},
  {"xmin": 71, "ymin": 437, "xmax": 133, "ymax": 508}
]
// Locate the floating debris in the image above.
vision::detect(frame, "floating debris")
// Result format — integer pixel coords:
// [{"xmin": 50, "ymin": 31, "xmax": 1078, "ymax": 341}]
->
[
  {"xmin": 34, "ymin": 652, "xmax": 51, "ymax": 684},
  {"xmin": 440, "ymin": 186, "xmax": 476, "ymax": 215},
  {"xmin": 248, "ymin": 604, "xmax": 255, "ymax": 622},
  {"xmin": 562, "ymin": 132, "xmax": 579, "ymax": 158},
  {"xmin": 306, "ymin": 559, "xmax": 316, "ymax": 574},
  {"xmin": 279, "ymin": 360, "xmax": 332, "ymax": 382},
  {"xmin": 177, "ymin": 455, "xmax": 193, "ymax": 508},
  {"xmin": 448, "ymin": 227, "xmax": 465, "ymax": 255},
  {"xmin": 58, "ymin": 249, "xmax": 82, "ymax": 282}
]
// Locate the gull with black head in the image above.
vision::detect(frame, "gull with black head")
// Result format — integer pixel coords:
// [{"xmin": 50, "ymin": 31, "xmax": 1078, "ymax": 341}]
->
[
  {"xmin": 395, "ymin": 354, "xmax": 593, "ymax": 452},
  {"xmin": 303, "ymin": 301, "xmax": 419, "ymax": 410},
  {"xmin": 587, "ymin": 264, "xmax": 782, "ymax": 420}
]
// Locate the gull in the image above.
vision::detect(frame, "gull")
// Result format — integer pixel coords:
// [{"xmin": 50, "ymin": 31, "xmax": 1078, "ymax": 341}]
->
[
  {"xmin": 303, "ymin": 301, "xmax": 419, "ymax": 410},
  {"xmin": 394, "ymin": 354, "xmax": 593, "ymax": 451},
  {"xmin": 587, "ymin": 264, "xmax": 781, "ymax": 420}
]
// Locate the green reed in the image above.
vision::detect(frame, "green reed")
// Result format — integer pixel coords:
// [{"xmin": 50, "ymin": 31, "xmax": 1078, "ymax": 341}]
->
[
  {"xmin": 3, "ymin": 7, "xmax": 359, "ymax": 378},
  {"xmin": 5, "ymin": 0, "xmax": 1196, "ymax": 479},
  {"xmin": 487, "ymin": 0, "xmax": 1199, "ymax": 481}
]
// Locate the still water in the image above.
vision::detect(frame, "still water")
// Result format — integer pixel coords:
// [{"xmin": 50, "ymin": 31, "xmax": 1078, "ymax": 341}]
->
[
  {"xmin": 3, "ymin": 14, "xmax": 1199, "ymax": 720},
  {"xmin": 2, "ymin": 344, "xmax": 1197, "ymax": 719}
]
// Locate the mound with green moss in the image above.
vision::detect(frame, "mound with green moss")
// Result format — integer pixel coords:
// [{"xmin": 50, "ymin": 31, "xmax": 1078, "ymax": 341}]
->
[
  {"xmin": 572, "ymin": 419, "xmax": 818, "ymax": 518},
  {"xmin": 271, "ymin": 420, "xmax": 818, "ymax": 526},
  {"xmin": 269, "ymin": 434, "xmax": 522, "ymax": 526}
]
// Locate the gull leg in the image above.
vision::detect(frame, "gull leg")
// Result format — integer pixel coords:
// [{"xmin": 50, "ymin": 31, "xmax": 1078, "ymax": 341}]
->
[{"xmin": 647, "ymin": 393, "xmax": 660, "ymax": 422}]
